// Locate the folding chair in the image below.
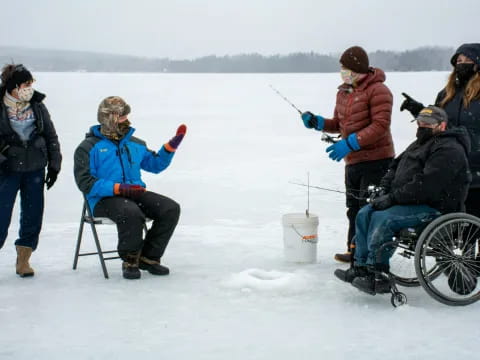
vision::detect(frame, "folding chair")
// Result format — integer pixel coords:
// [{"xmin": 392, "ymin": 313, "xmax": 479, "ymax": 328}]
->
[{"xmin": 73, "ymin": 196, "xmax": 148, "ymax": 279}]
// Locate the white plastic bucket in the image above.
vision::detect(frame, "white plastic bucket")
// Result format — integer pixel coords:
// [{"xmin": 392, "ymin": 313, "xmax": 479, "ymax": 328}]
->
[{"xmin": 282, "ymin": 213, "xmax": 319, "ymax": 263}]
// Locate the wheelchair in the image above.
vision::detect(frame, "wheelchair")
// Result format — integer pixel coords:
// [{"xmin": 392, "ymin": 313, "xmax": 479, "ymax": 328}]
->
[{"xmin": 379, "ymin": 212, "xmax": 480, "ymax": 307}]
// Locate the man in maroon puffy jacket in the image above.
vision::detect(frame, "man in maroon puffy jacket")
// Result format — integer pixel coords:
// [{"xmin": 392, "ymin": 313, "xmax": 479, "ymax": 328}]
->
[{"xmin": 301, "ymin": 46, "xmax": 395, "ymax": 263}]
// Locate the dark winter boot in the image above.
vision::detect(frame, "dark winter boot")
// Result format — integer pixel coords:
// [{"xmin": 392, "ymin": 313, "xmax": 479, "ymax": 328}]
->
[
  {"xmin": 139, "ymin": 256, "xmax": 170, "ymax": 276},
  {"xmin": 334, "ymin": 251, "xmax": 352, "ymax": 263},
  {"xmin": 352, "ymin": 265, "xmax": 391, "ymax": 295},
  {"xmin": 334, "ymin": 266, "xmax": 368, "ymax": 283},
  {"xmin": 16, "ymin": 245, "xmax": 34, "ymax": 277},
  {"xmin": 122, "ymin": 253, "xmax": 141, "ymax": 280}
]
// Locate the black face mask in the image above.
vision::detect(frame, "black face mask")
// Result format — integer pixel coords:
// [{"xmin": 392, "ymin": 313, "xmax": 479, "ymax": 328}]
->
[
  {"xmin": 416, "ymin": 127, "xmax": 435, "ymax": 143},
  {"xmin": 455, "ymin": 63, "xmax": 476, "ymax": 84}
]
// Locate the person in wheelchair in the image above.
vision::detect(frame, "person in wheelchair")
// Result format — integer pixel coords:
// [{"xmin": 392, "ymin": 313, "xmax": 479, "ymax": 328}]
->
[
  {"xmin": 74, "ymin": 96, "xmax": 185, "ymax": 280},
  {"xmin": 334, "ymin": 105, "xmax": 471, "ymax": 295}
]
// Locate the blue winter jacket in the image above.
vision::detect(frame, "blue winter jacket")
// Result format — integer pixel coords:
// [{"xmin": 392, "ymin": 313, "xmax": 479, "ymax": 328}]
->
[{"xmin": 73, "ymin": 125, "xmax": 174, "ymax": 211}]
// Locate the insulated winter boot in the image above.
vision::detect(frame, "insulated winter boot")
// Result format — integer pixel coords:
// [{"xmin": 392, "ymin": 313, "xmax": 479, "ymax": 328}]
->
[
  {"xmin": 16, "ymin": 245, "xmax": 34, "ymax": 277},
  {"xmin": 139, "ymin": 256, "xmax": 170, "ymax": 276},
  {"xmin": 122, "ymin": 253, "xmax": 141, "ymax": 280},
  {"xmin": 334, "ymin": 251, "xmax": 352, "ymax": 263},
  {"xmin": 352, "ymin": 272, "xmax": 391, "ymax": 295},
  {"xmin": 334, "ymin": 266, "xmax": 368, "ymax": 283}
]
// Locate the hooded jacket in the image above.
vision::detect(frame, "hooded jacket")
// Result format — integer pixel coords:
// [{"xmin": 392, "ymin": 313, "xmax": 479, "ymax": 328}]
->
[
  {"xmin": 380, "ymin": 127, "xmax": 471, "ymax": 214},
  {"xmin": 0, "ymin": 90, "xmax": 62, "ymax": 173},
  {"xmin": 434, "ymin": 44, "xmax": 480, "ymax": 188},
  {"xmin": 74, "ymin": 125, "xmax": 174, "ymax": 211},
  {"xmin": 323, "ymin": 67, "xmax": 395, "ymax": 165}
]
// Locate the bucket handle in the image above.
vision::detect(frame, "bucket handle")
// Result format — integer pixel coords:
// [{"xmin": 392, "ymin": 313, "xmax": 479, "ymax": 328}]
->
[{"xmin": 290, "ymin": 225, "xmax": 318, "ymax": 244}]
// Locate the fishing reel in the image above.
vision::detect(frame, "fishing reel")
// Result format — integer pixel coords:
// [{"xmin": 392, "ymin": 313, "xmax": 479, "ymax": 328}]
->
[
  {"xmin": 366, "ymin": 185, "xmax": 385, "ymax": 203},
  {"xmin": 321, "ymin": 133, "xmax": 341, "ymax": 144}
]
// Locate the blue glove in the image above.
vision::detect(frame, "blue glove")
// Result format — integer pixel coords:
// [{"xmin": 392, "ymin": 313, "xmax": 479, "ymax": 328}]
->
[
  {"xmin": 301, "ymin": 112, "xmax": 324, "ymax": 130},
  {"xmin": 326, "ymin": 133, "xmax": 360, "ymax": 162}
]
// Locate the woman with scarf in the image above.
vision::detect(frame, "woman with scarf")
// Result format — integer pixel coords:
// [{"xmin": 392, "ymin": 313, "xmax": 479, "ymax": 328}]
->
[{"xmin": 0, "ymin": 64, "xmax": 62, "ymax": 277}]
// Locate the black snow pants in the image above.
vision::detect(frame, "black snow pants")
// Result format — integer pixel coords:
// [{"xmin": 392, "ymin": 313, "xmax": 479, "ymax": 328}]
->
[
  {"xmin": 345, "ymin": 158, "xmax": 392, "ymax": 251},
  {"xmin": 94, "ymin": 191, "xmax": 180, "ymax": 261}
]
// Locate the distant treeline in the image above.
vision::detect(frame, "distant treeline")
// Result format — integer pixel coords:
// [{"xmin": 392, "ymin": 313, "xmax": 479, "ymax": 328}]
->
[{"xmin": 0, "ymin": 46, "xmax": 455, "ymax": 73}]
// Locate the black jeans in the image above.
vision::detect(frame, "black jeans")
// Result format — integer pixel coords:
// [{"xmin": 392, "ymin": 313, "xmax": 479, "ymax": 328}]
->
[
  {"xmin": 344, "ymin": 158, "xmax": 392, "ymax": 251},
  {"xmin": 94, "ymin": 191, "xmax": 180, "ymax": 261}
]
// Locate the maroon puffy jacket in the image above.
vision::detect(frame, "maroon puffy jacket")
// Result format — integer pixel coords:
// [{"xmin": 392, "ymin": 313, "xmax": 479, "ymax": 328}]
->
[{"xmin": 323, "ymin": 68, "xmax": 395, "ymax": 165}]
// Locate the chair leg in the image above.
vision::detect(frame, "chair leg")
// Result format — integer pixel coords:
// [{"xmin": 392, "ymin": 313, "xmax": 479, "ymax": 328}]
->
[
  {"xmin": 73, "ymin": 218, "xmax": 85, "ymax": 270},
  {"xmin": 89, "ymin": 221, "xmax": 110, "ymax": 279},
  {"xmin": 73, "ymin": 203, "xmax": 87, "ymax": 270}
]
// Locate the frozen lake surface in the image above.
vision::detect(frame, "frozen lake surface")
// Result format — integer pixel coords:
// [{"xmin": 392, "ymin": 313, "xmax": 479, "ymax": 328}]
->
[{"xmin": 1, "ymin": 71, "xmax": 477, "ymax": 360}]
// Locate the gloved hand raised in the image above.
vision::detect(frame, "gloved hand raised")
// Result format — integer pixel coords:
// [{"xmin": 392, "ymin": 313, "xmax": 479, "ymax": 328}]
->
[
  {"xmin": 326, "ymin": 133, "xmax": 360, "ymax": 162},
  {"xmin": 301, "ymin": 111, "xmax": 324, "ymax": 130},
  {"xmin": 45, "ymin": 168, "xmax": 59, "ymax": 190},
  {"xmin": 400, "ymin": 93, "xmax": 425, "ymax": 117},
  {"xmin": 164, "ymin": 124, "xmax": 187, "ymax": 153},
  {"xmin": 114, "ymin": 183, "xmax": 146, "ymax": 200},
  {"xmin": 371, "ymin": 193, "xmax": 394, "ymax": 210}
]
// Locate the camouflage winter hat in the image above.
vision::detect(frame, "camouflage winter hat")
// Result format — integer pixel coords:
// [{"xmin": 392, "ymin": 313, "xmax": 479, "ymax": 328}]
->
[{"xmin": 97, "ymin": 96, "xmax": 131, "ymax": 125}]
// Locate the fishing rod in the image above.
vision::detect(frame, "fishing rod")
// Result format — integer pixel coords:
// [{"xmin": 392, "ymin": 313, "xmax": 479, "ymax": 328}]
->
[
  {"xmin": 269, "ymin": 84, "xmax": 303, "ymax": 115},
  {"xmin": 289, "ymin": 181, "xmax": 372, "ymax": 200},
  {"xmin": 269, "ymin": 84, "xmax": 340, "ymax": 144}
]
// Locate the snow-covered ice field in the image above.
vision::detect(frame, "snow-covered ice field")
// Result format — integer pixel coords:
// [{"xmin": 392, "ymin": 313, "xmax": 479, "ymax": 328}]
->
[{"xmin": 1, "ymin": 72, "xmax": 478, "ymax": 359}]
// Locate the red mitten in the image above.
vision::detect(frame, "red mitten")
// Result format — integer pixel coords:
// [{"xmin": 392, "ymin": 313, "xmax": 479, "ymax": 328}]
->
[
  {"xmin": 114, "ymin": 184, "xmax": 146, "ymax": 200},
  {"xmin": 164, "ymin": 124, "xmax": 187, "ymax": 153}
]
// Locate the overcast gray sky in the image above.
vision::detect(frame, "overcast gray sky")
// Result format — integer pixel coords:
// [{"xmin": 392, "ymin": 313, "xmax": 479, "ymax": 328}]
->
[{"xmin": 1, "ymin": 0, "xmax": 477, "ymax": 59}]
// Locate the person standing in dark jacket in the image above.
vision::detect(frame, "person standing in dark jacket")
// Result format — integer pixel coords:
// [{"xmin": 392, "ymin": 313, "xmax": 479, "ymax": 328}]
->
[
  {"xmin": 334, "ymin": 106, "xmax": 471, "ymax": 294},
  {"xmin": 0, "ymin": 64, "xmax": 62, "ymax": 277},
  {"xmin": 74, "ymin": 96, "xmax": 184, "ymax": 280},
  {"xmin": 300, "ymin": 46, "xmax": 395, "ymax": 263},
  {"xmin": 400, "ymin": 43, "xmax": 480, "ymax": 218}
]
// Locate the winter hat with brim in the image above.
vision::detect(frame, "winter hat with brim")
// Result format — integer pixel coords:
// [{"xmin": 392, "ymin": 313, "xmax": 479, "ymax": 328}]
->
[
  {"xmin": 5, "ymin": 64, "xmax": 33, "ymax": 92},
  {"xmin": 450, "ymin": 43, "xmax": 480, "ymax": 66},
  {"xmin": 340, "ymin": 46, "xmax": 370, "ymax": 74},
  {"xmin": 414, "ymin": 105, "xmax": 448, "ymax": 125}
]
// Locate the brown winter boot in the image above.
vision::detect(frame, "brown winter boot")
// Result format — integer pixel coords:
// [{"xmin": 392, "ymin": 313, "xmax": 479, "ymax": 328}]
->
[
  {"xmin": 334, "ymin": 251, "xmax": 352, "ymax": 263},
  {"xmin": 16, "ymin": 245, "xmax": 35, "ymax": 277}
]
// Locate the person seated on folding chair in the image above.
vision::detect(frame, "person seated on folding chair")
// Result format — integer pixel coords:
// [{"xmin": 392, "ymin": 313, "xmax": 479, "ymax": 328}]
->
[
  {"xmin": 334, "ymin": 105, "xmax": 471, "ymax": 294},
  {"xmin": 74, "ymin": 96, "xmax": 185, "ymax": 280}
]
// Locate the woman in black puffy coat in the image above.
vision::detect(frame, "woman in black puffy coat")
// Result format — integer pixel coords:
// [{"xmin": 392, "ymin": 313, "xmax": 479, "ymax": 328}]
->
[
  {"xmin": 0, "ymin": 64, "xmax": 62, "ymax": 277},
  {"xmin": 400, "ymin": 43, "xmax": 480, "ymax": 218}
]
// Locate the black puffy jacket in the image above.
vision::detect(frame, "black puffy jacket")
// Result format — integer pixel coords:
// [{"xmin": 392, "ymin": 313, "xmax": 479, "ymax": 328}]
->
[
  {"xmin": 0, "ymin": 91, "xmax": 62, "ymax": 173},
  {"xmin": 380, "ymin": 127, "xmax": 471, "ymax": 214},
  {"xmin": 435, "ymin": 88, "xmax": 480, "ymax": 188}
]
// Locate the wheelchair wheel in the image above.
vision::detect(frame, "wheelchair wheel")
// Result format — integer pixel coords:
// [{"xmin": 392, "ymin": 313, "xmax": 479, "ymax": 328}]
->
[{"xmin": 415, "ymin": 213, "xmax": 480, "ymax": 306}]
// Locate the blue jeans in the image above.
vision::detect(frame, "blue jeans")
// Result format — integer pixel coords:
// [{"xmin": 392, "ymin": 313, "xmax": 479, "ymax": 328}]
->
[
  {"xmin": 354, "ymin": 204, "xmax": 440, "ymax": 267},
  {"xmin": 0, "ymin": 169, "xmax": 45, "ymax": 250}
]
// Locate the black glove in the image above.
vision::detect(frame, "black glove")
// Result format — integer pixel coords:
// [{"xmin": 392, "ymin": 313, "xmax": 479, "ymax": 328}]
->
[
  {"xmin": 371, "ymin": 194, "xmax": 394, "ymax": 210},
  {"xmin": 400, "ymin": 92, "xmax": 425, "ymax": 117},
  {"xmin": 45, "ymin": 168, "xmax": 59, "ymax": 190}
]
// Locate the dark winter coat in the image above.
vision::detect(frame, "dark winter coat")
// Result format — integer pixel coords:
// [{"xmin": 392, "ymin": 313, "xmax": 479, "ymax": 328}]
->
[
  {"xmin": 0, "ymin": 91, "xmax": 62, "ymax": 173},
  {"xmin": 380, "ymin": 127, "xmax": 471, "ymax": 214},
  {"xmin": 323, "ymin": 68, "xmax": 395, "ymax": 165},
  {"xmin": 435, "ymin": 89, "xmax": 480, "ymax": 188},
  {"xmin": 74, "ymin": 125, "xmax": 174, "ymax": 211}
]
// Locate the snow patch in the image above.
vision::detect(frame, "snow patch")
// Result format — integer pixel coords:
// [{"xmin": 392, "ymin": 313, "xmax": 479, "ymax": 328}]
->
[{"xmin": 223, "ymin": 268, "xmax": 314, "ymax": 294}]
